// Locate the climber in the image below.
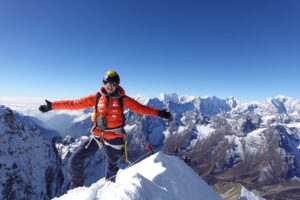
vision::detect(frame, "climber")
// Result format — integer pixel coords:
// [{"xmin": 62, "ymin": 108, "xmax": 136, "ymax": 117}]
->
[{"xmin": 39, "ymin": 70, "xmax": 171, "ymax": 189}]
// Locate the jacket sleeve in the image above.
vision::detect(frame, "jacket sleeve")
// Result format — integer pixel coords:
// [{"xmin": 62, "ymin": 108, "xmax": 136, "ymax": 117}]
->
[
  {"xmin": 123, "ymin": 95, "xmax": 159, "ymax": 116},
  {"xmin": 52, "ymin": 93, "xmax": 97, "ymax": 110}
]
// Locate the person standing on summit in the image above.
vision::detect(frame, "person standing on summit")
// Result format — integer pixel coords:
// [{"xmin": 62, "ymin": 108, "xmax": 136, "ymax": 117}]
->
[{"xmin": 39, "ymin": 70, "xmax": 172, "ymax": 189}]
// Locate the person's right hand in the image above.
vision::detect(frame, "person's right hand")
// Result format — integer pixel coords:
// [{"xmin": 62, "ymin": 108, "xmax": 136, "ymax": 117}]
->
[
  {"xmin": 39, "ymin": 100, "xmax": 52, "ymax": 113},
  {"xmin": 158, "ymin": 109, "xmax": 172, "ymax": 120}
]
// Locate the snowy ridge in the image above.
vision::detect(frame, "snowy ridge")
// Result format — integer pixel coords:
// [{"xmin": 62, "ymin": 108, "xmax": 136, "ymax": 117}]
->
[{"xmin": 53, "ymin": 152, "xmax": 222, "ymax": 200}]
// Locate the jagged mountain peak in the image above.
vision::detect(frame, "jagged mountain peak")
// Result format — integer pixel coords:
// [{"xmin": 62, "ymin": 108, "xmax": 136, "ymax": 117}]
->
[
  {"xmin": 158, "ymin": 92, "xmax": 180, "ymax": 103},
  {"xmin": 266, "ymin": 95, "xmax": 295, "ymax": 104},
  {"xmin": 226, "ymin": 96, "xmax": 240, "ymax": 108},
  {"xmin": 275, "ymin": 95, "xmax": 294, "ymax": 101},
  {"xmin": 0, "ymin": 105, "xmax": 15, "ymax": 120},
  {"xmin": 133, "ymin": 93, "xmax": 150, "ymax": 104},
  {"xmin": 179, "ymin": 95, "xmax": 197, "ymax": 103},
  {"xmin": 201, "ymin": 95, "xmax": 220, "ymax": 101}
]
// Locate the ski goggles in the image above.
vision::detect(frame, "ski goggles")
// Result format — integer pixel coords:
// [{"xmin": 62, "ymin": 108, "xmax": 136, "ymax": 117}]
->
[{"xmin": 105, "ymin": 81, "xmax": 118, "ymax": 87}]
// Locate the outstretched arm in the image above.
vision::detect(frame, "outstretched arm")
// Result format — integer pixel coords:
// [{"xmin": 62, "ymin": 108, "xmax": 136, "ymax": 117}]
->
[
  {"xmin": 39, "ymin": 93, "xmax": 97, "ymax": 112},
  {"xmin": 123, "ymin": 95, "xmax": 171, "ymax": 119}
]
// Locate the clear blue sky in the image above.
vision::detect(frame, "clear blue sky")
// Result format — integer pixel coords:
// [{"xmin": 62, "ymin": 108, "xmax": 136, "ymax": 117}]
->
[{"xmin": 0, "ymin": 0, "xmax": 299, "ymax": 102}]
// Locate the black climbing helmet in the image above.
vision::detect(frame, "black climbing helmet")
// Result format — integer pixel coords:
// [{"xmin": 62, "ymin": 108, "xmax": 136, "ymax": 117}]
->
[{"xmin": 103, "ymin": 70, "xmax": 120, "ymax": 85}]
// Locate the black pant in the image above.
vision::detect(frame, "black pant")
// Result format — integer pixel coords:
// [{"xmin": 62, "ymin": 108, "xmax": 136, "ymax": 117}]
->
[
  {"xmin": 103, "ymin": 137, "xmax": 124, "ymax": 181},
  {"xmin": 105, "ymin": 145, "xmax": 122, "ymax": 181},
  {"xmin": 68, "ymin": 137, "xmax": 123, "ymax": 189}
]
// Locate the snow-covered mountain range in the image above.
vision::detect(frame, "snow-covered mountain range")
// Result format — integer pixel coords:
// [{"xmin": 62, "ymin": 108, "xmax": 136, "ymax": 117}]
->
[{"xmin": 1, "ymin": 93, "xmax": 300, "ymax": 199}]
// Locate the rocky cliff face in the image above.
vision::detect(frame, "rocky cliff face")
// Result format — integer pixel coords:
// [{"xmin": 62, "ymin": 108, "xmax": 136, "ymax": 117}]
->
[{"xmin": 0, "ymin": 105, "xmax": 65, "ymax": 200}]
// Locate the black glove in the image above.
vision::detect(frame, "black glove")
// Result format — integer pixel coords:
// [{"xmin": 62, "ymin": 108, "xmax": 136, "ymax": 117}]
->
[
  {"xmin": 39, "ymin": 100, "xmax": 52, "ymax": 113},
  {"xmin": 158, "ymin": 109, "xmax": 172, "ymax": 120}
]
